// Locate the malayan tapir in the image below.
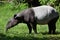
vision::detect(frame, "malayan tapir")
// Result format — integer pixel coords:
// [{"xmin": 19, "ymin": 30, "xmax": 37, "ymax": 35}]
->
[{"xmin": 6, "ymin": 5, "xmax": 59, "ymax": 34}]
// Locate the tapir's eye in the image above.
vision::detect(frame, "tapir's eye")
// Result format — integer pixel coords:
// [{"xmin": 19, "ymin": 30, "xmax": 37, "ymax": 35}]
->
[{"xmin": 14, "ymin": 16, "xmax": 23, "ymax": 22}]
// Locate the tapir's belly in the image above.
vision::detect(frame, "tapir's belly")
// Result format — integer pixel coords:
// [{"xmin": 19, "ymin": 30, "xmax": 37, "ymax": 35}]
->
[
  {"xmin": 36, "ymin": 16, "xmax": 51, "ymax": 24},
  {"xmin": 35, "ymin": 13, "xmax": 57, "ymax": 25}
]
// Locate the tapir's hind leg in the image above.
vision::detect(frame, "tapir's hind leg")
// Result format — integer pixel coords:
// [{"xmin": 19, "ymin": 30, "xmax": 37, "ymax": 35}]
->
[
  {"xmin": 48, "ymin": 23, "xmax": 56, "ymax": 34},
  {"xmin": 48, "ymin": 16, "xmax": 59, "ymax": 34},
  {"xmin": 32, "ymin": 23, "xmax": 37, "ymax": 34}
]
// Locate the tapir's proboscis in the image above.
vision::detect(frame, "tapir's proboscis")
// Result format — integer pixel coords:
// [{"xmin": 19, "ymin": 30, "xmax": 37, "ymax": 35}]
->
[{"xmin": 6, "ymin": 5, "xmax": 59, "ymax": 34}]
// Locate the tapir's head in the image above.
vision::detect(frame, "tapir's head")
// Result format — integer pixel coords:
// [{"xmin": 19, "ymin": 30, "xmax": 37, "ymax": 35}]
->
[
  {"xmin": 6, "ymin": 8, "xmax": 34, "ymax": 31},
  {"xmin": 6, "ymin": 14, "xmax": 23, "ymax": 32}
]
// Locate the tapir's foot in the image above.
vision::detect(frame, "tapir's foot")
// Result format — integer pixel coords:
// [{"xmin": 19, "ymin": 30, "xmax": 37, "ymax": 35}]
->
[
  {"xmin": 35, "ymin": 32, "xmax": 37, "ymax": 34},
  {"xmin": 53, "ymin": 32, "xmax": 56, "ymax": 34},
  {"xmin": 48, "ymin": 30, "xmax": 52, "ymax": 34},
  {"xmin": 29, "ymin": 30, "xmax": 31, "ymax": 34},
  {"xmin": 48, "ymin": 33, "xmax": 56, "ymax": 34},
  {"xmin": 48, "ymin": 32, "xmax": 51, "ymax": 34},
  {"xmin": 53, "ymin": 31, "xmax": 56, "ymax": 34},
  {"xmin": 35, "ymin": 33, "xmax": 38, "ymax": 34},
  {"xmin": 29, "ymin": 32, "xmax": 31, "ymax": 34},
  {"xmin": 48, "ymin": 31, "xmax": 56, "ymax": 34}
]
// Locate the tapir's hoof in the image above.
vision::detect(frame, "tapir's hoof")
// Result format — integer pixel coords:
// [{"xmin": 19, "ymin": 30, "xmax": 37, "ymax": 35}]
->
[
  {"xmin": 53, "ymin": 32, "xmax": 56, "ymax": 34},
  {"xmin": 35, "ymin": 32, "xmax": 38, "ymax": 34}
]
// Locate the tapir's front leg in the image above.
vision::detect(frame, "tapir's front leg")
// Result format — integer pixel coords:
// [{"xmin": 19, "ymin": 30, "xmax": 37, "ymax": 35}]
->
[
  {"xmin": 27, "ymin": 22, "xmax": 37, "ymax": 34},
  {"xmin": 27, "ymin": 23, "xmax": 32, "ymax": 34}
]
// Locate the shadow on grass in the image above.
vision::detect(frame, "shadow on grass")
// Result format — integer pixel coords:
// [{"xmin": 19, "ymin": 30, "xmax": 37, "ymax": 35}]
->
[
  {"xmin": 0, "ymin": 32, "xmax": 60, "ymax": 40},
  {"xmin": 0, "ymin": 33, "xmax": 42, "ymax": 40},
  {"xmin": 38, "ymin": 31, "xmax": 60, "ymax": 35}
]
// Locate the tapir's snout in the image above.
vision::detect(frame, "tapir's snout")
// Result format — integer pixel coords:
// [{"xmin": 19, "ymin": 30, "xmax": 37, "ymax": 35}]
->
[{"xmin": 6, "ymin": 18, "xmax": 19, "ymax": 32}]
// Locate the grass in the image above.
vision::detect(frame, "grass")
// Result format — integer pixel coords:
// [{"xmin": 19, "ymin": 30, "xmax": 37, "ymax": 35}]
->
[{"xmin": 0, "ymin": 3, "xmax": 60, "ymax": 40}]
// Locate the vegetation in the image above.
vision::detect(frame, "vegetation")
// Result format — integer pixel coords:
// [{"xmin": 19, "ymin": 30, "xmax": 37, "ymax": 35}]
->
[{"xmin": 0, "ymin": 0, "xmax": 60, "ymax": 40}]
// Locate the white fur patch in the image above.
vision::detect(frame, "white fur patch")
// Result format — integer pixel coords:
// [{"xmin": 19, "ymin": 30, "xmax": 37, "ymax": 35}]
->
[{"xmin": 32, "ymin": 5, "xmax": 58, "ymax": 24}]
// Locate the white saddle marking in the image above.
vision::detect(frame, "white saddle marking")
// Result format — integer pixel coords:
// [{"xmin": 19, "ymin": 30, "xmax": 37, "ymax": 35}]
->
[{"xmin": 32, "ymin": 5, "xmax": 58, "ymax": 24}]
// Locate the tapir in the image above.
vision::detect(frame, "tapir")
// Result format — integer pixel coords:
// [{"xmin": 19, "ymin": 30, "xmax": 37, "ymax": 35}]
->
[{"xmin": 6, "ymin": 5, "xmax": 59, "ymax": 34}]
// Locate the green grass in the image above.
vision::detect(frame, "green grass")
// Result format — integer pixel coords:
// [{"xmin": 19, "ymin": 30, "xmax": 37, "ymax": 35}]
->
[{"xmin": 0, "ymin": 3, "xmax": 60, "ymax": 40}]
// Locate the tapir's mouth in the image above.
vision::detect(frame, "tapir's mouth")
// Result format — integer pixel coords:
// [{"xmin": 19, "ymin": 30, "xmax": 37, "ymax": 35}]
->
[
  {"xmin": 6, "ymin": 18, "xmax": 19, "ymax": 32},
  {"xmin": 6, "ymin": 25, "xmax": 13, "ymax": 32},
  {"xmin": 6, "ymin": 24, "xmax": 16, "ymax": 31}
]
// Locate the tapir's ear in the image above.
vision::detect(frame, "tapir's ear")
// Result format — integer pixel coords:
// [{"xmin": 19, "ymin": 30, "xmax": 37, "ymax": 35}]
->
[
  {"xmin": 14, "ymin": 14, "xmax": 20, "ymax": 19},
  {"xmin": 14, "ymin": 14, "xmax": 17, "ymax": 18}
]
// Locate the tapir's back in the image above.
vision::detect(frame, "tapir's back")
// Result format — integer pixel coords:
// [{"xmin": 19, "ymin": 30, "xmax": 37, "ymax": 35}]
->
[{"xmin": 32, "ymin": 5, "xmax": 59, "ymax": 24}]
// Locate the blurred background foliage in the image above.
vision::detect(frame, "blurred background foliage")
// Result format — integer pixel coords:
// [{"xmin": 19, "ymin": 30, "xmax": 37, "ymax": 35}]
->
[{"xmin": 0, "ymin": 0, "xmax": 60, "ymax": 13}]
